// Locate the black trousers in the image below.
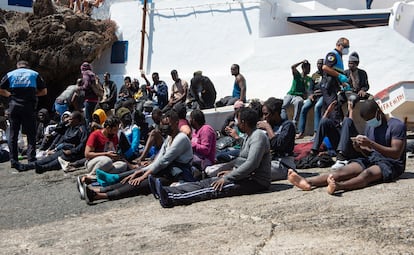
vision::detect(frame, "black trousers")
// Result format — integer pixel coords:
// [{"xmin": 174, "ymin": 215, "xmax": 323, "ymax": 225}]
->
[
  {"xmin": 164, "ymin": 177, "xmax": 268, "ymax": 206},
  {"xmin": 9, "ymin": 103, "xmax": 36, "ymax": 163}
]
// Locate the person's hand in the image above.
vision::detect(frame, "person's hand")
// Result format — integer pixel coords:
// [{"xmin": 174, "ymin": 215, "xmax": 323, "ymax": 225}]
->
[
  {"xmin": 257, "ymin": 120, "xmax": 271, "ymax": 131},
  {"xmin": 308, "ymin": 94, "xmax": 315, "ymax": 101},
  {"xmin": 211, "ymin": 177, "xmax": 227, "ymax": 191},
  {"xmin": 338, "ymin": 73, "xmax": 349, "ymax": 83},
  {"xmin": 358, "ymin": 90, "xmax": 366, "ymax": 98},
  {"xmin": 129, "ymin": 175, "xmax": 146, "ymax": 186},
  {"xmin": 106, "ymin": 151, "xmax": 118, "ymax": 159},
  {"xmin": 225, "ymin": 127, "xmax": 238, "ymax": 138},
  {"xmin": 120, "ymin": 170, "xmax": 143, "ymax": 184},
  {"xmin": 63, "ymin": 149, "xmax": 71, "ymax": 155}
]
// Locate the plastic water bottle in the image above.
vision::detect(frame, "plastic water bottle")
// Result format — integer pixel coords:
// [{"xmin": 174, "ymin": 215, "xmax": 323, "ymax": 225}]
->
[{"xmin": 323, "ymin": 137, "xmax": 336, "ymax": 156}]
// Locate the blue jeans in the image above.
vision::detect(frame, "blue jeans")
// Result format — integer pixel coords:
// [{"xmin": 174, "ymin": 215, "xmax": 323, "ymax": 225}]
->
[
  {"xmin": 297, "ymin": 96, "xmax": 323, "ymax": 134},
  {"xmin": 281, "ymin": 94, "xmax": 304, "ymax": 125},
  {"xmin": 84, "ymin": 101, "xmax": 97, "ymax": 126}
]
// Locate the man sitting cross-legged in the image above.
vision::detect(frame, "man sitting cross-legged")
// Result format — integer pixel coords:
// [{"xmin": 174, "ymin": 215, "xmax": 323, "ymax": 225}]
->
[
  {"xmin": 288, "ymin": 99, "xmax": 406, "ymax": 195},
  {"xmin": 148, "ymin": 107, "xmax": 271, "ymax": 208}
]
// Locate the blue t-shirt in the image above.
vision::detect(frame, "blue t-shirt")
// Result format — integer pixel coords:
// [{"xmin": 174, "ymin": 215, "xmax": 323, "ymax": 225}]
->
[{"xmin": 365, "ymin": 117, "xmax": 406, "ymax": 164}]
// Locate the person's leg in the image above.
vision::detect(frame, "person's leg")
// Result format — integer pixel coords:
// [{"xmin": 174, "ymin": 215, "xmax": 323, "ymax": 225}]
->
[
  {"xmin": 313, "ymin": 97, "xmax": 323, "ymax": 132},
  {"xmin": 118, "ymin": 132, "xmax": 131, "ymax": 155},
  {"xmin": 226, "ymin": 97, "xmax": 239, "ymax": 106},
  {"xmin": 137, "ymin": 129, "xmax": 158, "ymax": 162},
  {"xmin": 8, "ymin": 106, "xmax": 22, "ymax": 165},
  {"xmin": 291, "ymin": 96, "xmax": 304, "ymax": 125},
  {"xmin": 327, "ymin": 165, "xmax": 382, "ymax": 194},
  {"xmin": 336, "ymin": 117, "xmax": 360, "ymax": 160},
  {"xmin": 158, "ymin": 177, "xmax": 266, "ymax": 207},
  {"xmin": 288, "ymin": 162, "xmax": 365, "ymax": 190},
  {"xmin": 280, "ymin": 95, "xmax": 292, "ymax": 120},
  {"xmin": 86, "ymin": 156, "xmax": 113, "ymax": 175},
  {"xmin": 216, "ymin": 149, "xmax": 240, "ymax": 163},
  {"xmin": 84, "ymin": 101, "xmax": 97, "ymax": 126},
  {"xmin": 297, "ymin": 98, "xmax": 312, "ymax": 136},
  {"xmin": 311, "ymin": 118, "xmax": 339, "ymax": 152},
  {"xmin": 22, "ymin": 109, "xmax": 37, "ymax": 162}
]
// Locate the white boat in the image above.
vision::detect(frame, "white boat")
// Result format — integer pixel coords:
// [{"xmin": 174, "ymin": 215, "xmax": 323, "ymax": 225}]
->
[{"xmin": 375, "ymin": 81, "xmax": 414, "ymax": 129}]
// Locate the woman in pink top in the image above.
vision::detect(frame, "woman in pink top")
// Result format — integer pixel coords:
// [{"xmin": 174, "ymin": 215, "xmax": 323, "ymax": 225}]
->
[{"xmin": 190, "ymin": 110, "xmax": 216, "ymax": 171}]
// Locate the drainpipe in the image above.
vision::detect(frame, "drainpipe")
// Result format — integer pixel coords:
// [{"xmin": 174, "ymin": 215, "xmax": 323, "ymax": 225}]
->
[{"xmin": 139, "ymin": 0, "xmax": 148, "ymax": 71}]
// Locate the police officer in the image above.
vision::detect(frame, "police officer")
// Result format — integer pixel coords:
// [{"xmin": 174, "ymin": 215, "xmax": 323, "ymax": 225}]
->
[
  {"xmin": 0, "ymin": 60, "xmax": 47, "ymax": 169},
  {"xmin": 320, "ymin": 37, "xmax": 350, "ymax": 127}
]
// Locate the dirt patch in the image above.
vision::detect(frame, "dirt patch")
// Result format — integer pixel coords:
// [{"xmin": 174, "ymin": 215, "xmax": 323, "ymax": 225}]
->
[{"xmin": 0, "ymin": 159, "xmax": 413, "ymax": 254}]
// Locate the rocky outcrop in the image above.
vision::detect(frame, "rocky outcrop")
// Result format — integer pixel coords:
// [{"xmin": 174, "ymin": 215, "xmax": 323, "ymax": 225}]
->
[{"xmin": 0, "ymin": 0, "xmax": 117, "ymax": 110}]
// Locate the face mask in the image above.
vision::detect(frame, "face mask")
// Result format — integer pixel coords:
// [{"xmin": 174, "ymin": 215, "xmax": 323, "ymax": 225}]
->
[
  {"xmin": 366, "ymin": 114, "xmax": 381, "ymax": 128},
  {"xmin": 160, "ymin": 124, "xmax": 172, "ymax": 136},
  {"xmin": 342, "ymin": 47, "xmax": 349, "ymax": 55}
]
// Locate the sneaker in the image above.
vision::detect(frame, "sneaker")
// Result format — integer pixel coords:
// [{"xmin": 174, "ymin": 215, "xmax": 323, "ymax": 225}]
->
[
  {"xmin": 84, "ymin": 183, "xmax": 96, "ymax": 205},
  {"xmin": 155, "ymin": 178, "xmax": 173, "ymax": 208},
  {"xmin": 331, "ymin": 160, "xmax": 349, "ymax": 170},
  {"xmin": 58, "ymin": 156, "xmax": 70, "ymax": 172},
  {"xmin": 77, "ymin": 176, "xmax": 85, "ymax": 200},
  {"xmin": 148, "ymin": 175, "xmax": 159, "ymax": 199},
  {"xmin": 295, "ymin": 133, "xmax": 304, "ymax": 139}
]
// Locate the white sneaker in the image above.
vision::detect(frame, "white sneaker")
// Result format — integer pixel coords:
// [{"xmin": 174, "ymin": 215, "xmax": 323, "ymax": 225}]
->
[
  {"xmin": 331, "ymin": 160, "xmax": 349, "ymax": 170},
  {"xmin": 58, "ymin": 156, "xmax": 70, "ymax": 172}
]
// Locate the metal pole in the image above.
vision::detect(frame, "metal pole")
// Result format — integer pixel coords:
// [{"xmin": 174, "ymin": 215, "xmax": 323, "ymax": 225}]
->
[{"xmin": 139, "ymin": 0, "xmax": 148, "ymax": 71}]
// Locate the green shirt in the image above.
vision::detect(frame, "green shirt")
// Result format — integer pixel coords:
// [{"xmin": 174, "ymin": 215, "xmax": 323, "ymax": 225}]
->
[{"xmin": 287, "ymin": 72, "xmax": 312, "ymax": 97}]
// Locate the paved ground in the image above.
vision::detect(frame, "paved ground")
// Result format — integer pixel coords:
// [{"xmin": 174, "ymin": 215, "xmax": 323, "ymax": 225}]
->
[{"xmin": 0, "ymin": 157, "xmax": 414, "ymax": 254}]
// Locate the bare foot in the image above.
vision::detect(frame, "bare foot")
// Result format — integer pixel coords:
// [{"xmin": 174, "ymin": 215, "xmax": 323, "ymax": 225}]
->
[
  {"xmin": 287, "ymin": 169, "xmax": 311, "ymax": 191},
  {"xmin": 326, "ymin": 174, "xmax": 337, "ymax": 195}
]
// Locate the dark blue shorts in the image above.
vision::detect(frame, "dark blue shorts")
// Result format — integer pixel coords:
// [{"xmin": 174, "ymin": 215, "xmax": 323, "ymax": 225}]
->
[{"xmin": 351, "ymin": 151, "xmax": 405, "ymax": 182}]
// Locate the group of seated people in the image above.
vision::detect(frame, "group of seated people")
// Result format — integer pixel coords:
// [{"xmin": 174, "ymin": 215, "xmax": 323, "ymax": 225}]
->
[{"xmin": 3, "ymin": 88, "xmax": 404, "ymax": 209}]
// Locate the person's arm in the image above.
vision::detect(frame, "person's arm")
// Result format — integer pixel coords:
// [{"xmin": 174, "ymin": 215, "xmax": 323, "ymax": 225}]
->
[
  {"xmin": 36, "ymin": 88, "xmax": 47, "ymax": 97},
  {"xmin": 107, "ymin": 82, "xmax": 117, "ymax": 103},
  {"xmin": 124, "ymin": 127, "xmax": 141, "ymax": 159},
  {"xmin": 224, "ymin": 131, "xmax": 267, "ymax": 182},
  {"xmin": 84, "ymin": 145, "xmax": 118, "ymax": 159},
  {"xmin": 236, "ymin": 74, "xmax": 246, "ymax": 101},
  {"xmin": 291, "ymin": 60, "xmax": 304, "ymax": 75},
  {"xmin": 66, "ymin": 126, "xmax": 88, "ymax": 156},
  {"xmin": 0, "ymin": 89, "xmax": 10, "ymax": 97},
  {"xmin": 256, "ymin": 120, "xmax": 275, "ymax": 139},
  {"xmin": 269, "ymin": 121, "xmax": 296, "ymax": 153}
]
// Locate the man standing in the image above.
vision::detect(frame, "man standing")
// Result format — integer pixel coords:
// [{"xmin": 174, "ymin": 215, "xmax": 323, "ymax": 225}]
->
[
  {"xmin": 0, "ymin": 60, "xmax": 47, "ymax": 168},
  {"xmin": 80, "ymin": 62, "xmax": 100, "ymax": 126},
  {"xmin": 97, "ymin": 72, "xmax": 117, "ymax": 113}
]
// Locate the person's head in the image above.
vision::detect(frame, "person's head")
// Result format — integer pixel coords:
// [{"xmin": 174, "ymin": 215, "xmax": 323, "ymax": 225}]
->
[
  {"xmin": 237, "ymin": 107, "xmax": 259, "ymax": 134},
  {"xmin": 69, "ymin": 111, "xmax": 83, "ymax": 126},
  {"xmin": 143, "ymin": 100, "xmax": 154, "ymax": 113},
  {"xmin": 173, "ymin": 102, "xmax": 187, "ymax": 119},
  {"xmin": 152, "ymin": 108, "xmax": 163, "ymax": 125},
  {"xmin": 134, "ymin": 110, "xmax": 146, "ymax": 127},
  {"xmin": 160, "ymin": 110, "xmax": 179, "ymax": 137},
  {"xmin": 348, "ymin": 52, "xmax": 360, "ymax": 71},
  {"xmin": 152, "ymin": 72, "xmax": 160, "ymax": 83},
  {"xmin": 16, "ymin": 60, "xmax": 29, "ymax": 69},
  {"xmin": 104, "ymin": 72, "xmax": 110, "ymax": 82},
  {"xmin": 80, "ymin": 62, "xmax": 92, "ymax": 72},
  {"xmin": 262, "ymin": 97, "xmax": 283, "ymax": 125},
  {"xmin": 193, "ymin": 70, "xmax": 203, "ymax": 77},
  {"xmin": 171, "ymin": 70, "xmax": 179, "ymax": 82},
  {"xmin": 37, "ymin": 108, "xmax": 49, "ymax": 124},
  {"xmin": 336, "ymin": 37, "xmax": 350, "ymax": 55},
  {"xmin": 190, "ymin": 109, "xmax": 205, "ymax": 130},
  {"xmin": 231, "ymin": 64, "xmax": 240, "ymax": 76},
  {"xmin": 301, "ymin": 60, "xmax": 311, "ymax": 75},
  {"xmin": 61, "ymin": 111, "xmax": 72, "ymax": 123},
  {"xmin": 92, "ymin": 109, "xmax": 107, "ymax": 125},
  {"xmin": 248, "ymin": 99, "xmax": 263, "ymax": 119},
  {"xmin": 316, "ymin": 58, "xmax": 324, "ymax": 72},
  {"xmin": 359, "ymin": 99, "xmax": 384, "ymax": 128},
  {"xmin": 103, "ymin": 117, "xmax": 121, "ymax": 139},
  {"xmin": 124, "ymin": 76, "xmax": 131, "ymax": 87},
  {"xmin": 116, "ymin": 107, "xmax": 132, "ymax": 126}
]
